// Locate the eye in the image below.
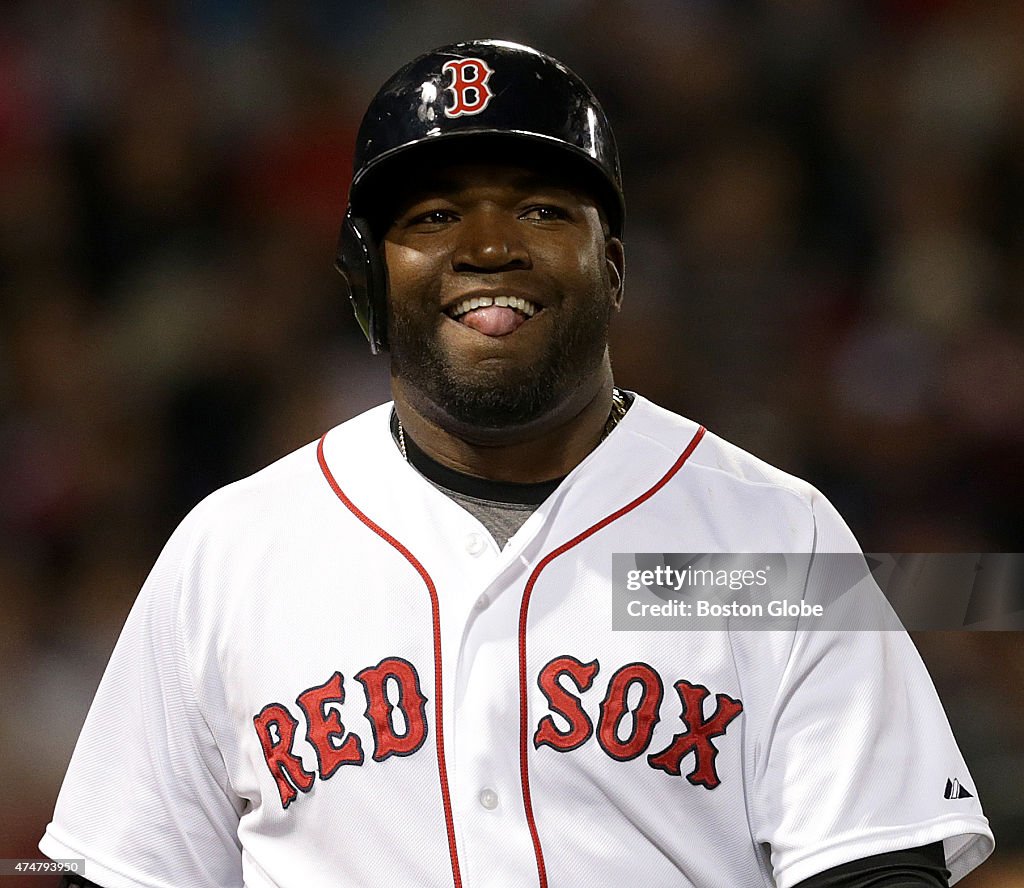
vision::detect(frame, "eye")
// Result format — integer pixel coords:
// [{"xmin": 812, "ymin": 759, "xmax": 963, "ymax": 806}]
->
[
  {"xmin": 409, "ymin": 208, "xmax": 458, "ymax": 226},
  {"xmin": 520, "ymin": 205, "xmax": 568, "ymax": 222}
]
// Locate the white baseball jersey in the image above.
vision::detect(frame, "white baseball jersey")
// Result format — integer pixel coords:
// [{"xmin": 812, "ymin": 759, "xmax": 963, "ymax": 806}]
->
[{"xmin": 41, "ymin": 396, "xmax": 993, "ymax": 888}]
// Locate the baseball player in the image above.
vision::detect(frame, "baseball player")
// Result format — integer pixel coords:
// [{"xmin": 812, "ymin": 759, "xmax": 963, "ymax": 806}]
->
[{"xmin": 43, "ymin": 40, "xmax": 992, "ymax": 888}]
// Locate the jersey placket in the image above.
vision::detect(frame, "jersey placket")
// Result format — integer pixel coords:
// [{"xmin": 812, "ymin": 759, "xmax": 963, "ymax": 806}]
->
[{"xmin": 443, "ymin": 517, "xmax": 546, "ymax": 887}]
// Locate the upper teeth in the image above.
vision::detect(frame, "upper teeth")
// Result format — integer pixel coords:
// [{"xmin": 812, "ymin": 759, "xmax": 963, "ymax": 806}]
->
[{"xmin": 450, "ymin": 295, "xmax": 538, "ymax": 318}]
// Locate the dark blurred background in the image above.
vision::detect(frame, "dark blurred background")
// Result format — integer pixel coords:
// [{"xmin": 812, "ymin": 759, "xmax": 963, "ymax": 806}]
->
[{"xmin": 1, "ymin": 0, "xmax": 1021, "ymax": 884}]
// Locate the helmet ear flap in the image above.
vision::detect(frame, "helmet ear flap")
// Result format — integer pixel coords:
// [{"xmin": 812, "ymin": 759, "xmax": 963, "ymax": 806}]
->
[{"xmin": 336, "ymin": 210, "xmax": 388, "ymax": 354}]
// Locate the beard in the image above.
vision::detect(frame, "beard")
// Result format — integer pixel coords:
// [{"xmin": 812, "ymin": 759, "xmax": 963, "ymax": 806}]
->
[{"xmin": 388, "ymin": 296, "xmax": 613, "ymax": 430}]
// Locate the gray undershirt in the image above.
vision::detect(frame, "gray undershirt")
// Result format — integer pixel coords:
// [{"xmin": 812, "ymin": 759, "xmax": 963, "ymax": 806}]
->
[
  {"xmin": 394, "ymin": 390, "xmax": 633, "ymax": 549},
  {"xmin": 427, "ymin": 484, "xmax": 535, "ymax": 549}
]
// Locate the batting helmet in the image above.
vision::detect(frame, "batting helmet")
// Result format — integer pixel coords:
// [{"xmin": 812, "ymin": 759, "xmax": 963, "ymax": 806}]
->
[{"xmin": 336, "ymin": 39, "xmax": 624, "ymax": 353}]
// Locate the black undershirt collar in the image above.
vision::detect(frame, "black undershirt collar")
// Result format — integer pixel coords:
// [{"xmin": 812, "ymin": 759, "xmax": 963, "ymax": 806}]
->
[{"xmin": 389, "ymin": 411, "xmax": 563, "ymax": 506}]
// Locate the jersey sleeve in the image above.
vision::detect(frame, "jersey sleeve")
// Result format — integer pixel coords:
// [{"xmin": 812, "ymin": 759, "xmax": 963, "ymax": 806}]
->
[
  {"xmin": 39, "ymin": 506, "xmax": 244, "ymax": 888},
  {"xmin": 750, "ymin": 492, "xmax": 994, "ymax": 888}
]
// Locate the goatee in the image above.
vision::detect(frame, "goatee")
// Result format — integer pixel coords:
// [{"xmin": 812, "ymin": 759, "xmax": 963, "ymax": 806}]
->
[{"xmin": 388, "ymin": 301, "xmax": 612, "ymax": 430}]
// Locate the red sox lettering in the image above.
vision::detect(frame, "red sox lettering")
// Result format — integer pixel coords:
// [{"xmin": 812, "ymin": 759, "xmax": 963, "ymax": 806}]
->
[
  {"xmin": 255, "ymin": 655, "xmax": 744, "ymax": 809},
  {"xmin": 534, "ymin": 656, "xmax": 744, "ymax": 789},
  {"xmin": 253, "ymin": 657, "xmax": 428, "ymax": 808}
]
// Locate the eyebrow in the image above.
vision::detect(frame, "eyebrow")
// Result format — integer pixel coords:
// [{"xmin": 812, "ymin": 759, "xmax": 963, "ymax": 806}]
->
[{"xmin": 381, "ymin": 165, "xmax": 605, "ymax": 233}]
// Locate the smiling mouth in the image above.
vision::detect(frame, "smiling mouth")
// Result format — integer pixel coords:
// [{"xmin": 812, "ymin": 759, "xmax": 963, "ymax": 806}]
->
[{"xmin": 447, "ymin": 294, "xmax": 540, "ymax": 337}]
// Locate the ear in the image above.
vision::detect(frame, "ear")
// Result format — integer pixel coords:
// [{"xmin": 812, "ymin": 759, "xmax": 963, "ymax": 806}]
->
[{"xmin": 605, "ymin": 237, "xmax": 625, "ymax": 310}]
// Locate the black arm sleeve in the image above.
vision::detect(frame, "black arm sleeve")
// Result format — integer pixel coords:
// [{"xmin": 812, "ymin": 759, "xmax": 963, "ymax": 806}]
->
[{"xmin": 794, "ymin": 843, "xmax": 950, "ymax": 888}]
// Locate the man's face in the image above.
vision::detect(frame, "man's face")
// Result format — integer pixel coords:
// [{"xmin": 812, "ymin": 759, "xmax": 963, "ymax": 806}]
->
[{"xmin": 382, "ymin": 160, "xmax": 624, "ymax": 431}]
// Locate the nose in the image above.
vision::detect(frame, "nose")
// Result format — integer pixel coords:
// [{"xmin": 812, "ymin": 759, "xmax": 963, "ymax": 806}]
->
[{"xmin": 451, "ymin": 207, "xmax": 531, "ymax": 273}]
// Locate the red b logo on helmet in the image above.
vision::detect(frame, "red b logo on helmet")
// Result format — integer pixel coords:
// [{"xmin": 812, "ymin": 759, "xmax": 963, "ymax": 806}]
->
[{"xmin": 443, "ymin": 58, "xmax": 494, "ymax": 118}]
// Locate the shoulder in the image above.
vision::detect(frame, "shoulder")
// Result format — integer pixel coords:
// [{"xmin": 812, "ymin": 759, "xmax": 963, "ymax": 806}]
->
[
  {"xmin": 173, "ymin": 401, "xmax": 396, "ymax": 553},
  {"xmin": 123, "ymin": 402, "xmax": 398, "ymax": 638},
  {"xmin": 626, "ymin": 395, "xmax": 816, "ymax": 502},
  {"xmin": 623, "ymin": 394, "xmax": 857, "ymax": 551}
]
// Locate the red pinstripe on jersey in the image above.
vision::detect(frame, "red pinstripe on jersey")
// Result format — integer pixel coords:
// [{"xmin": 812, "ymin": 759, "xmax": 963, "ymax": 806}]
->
[
  {"xmin": 517, "ymin": 425, "xmax": 707, "ymax": 888},
  {"xmin": 317, "ymin": 434, "xmax": 463, "ymax": 888}
]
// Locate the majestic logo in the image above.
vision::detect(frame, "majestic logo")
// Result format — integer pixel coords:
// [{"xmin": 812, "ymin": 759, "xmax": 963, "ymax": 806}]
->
[
  {"xmin": 944, "ymin": 777, "xmax": 974, "ymax": 800},
  {"xmin": 442, "ymin": 58, "xmax": 494, "ymax": 118},
  {"xmin": 534, "ymin": 655, "xmax": 744, "ymax": 789}
]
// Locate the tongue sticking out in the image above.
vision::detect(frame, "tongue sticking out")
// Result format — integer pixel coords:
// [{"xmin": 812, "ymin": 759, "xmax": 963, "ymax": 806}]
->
[{"xmin": 459, "ymin": 306, "xmax": 528, "ymax": 337}]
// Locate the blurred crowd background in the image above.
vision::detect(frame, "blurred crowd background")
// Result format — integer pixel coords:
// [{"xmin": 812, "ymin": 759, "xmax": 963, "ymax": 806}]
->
[{"xmin": 1, "ymin": 0, "xmax": 1022, "ymax": 884}]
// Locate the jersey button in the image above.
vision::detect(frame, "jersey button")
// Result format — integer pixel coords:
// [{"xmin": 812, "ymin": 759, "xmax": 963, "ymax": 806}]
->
[
  {"xmin": 465, "ymin": 532, "xmax": 487, "ymax": 555},
  {"xmin": 478, "ymin": 787, "xmax": 499, "ymax": 810},
  {"xmin": 474, "ymin": 593, "xmax": 490, "ymax": 611}
]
